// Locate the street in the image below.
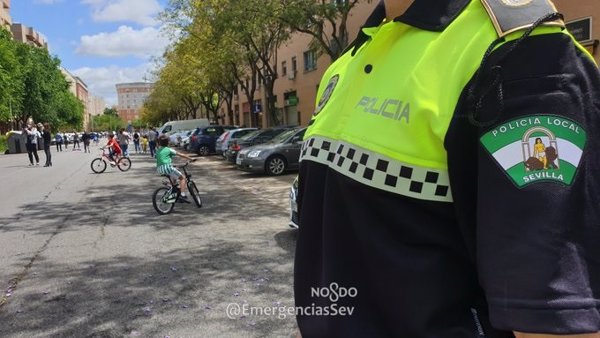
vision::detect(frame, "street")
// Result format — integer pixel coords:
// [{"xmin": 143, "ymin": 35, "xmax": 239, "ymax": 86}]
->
[{"xmin": 0, "ymin": 148, "xmax": 298, "ymax": 338}]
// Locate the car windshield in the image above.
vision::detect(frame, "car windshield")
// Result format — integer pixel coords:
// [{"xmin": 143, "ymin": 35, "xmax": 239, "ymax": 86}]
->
[
  {"xmin": 238, "ymin": 129, "xmax": 261, "ymax": 140},
  {"xmin": 267, "ymin": 129, "xmax": 296, "ymax": 144}
]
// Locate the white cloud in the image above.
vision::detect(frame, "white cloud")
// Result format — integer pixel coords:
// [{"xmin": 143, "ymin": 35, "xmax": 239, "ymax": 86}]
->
[
  {"xmin": 72, "ymin": 63, "xmax": 157, "ymax": 105},
  {"xmin": 76, "ymin": 25, "xmax": 170, "ymax": 58},
  {"xmin": 81, "ymin": 0, "xmax": 162, "ymax": 26}
]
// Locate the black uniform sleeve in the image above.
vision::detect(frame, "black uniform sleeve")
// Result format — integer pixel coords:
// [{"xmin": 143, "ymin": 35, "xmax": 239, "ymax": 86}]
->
[{"xmin": 446, "ymin": 32, "xmax": 600, "ymax": 333}]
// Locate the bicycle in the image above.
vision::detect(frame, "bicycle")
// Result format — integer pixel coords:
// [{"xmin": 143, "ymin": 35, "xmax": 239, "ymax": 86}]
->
[
  {"xmin": 91, "ymin": 148, "xmax": 132, "ymax": 173},
  {"xmin": 152, "ymin": 161, "xmax": 202, "ymax": 214}
]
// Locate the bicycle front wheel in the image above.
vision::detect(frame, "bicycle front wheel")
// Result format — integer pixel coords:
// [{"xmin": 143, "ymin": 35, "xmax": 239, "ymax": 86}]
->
[
  {"xmin": 187, "ymin": 181, "xmax": 202, "ymax": 208},
  {"xmin": 91, "ymin": 158, "xmax": 107, "ymax": 173},
  {"xmin": 153, "ymin": 187, "xmax": 175, "ymax": 215},
  {"xmin": 117, "ymin": 157, "xmax": 132, "ymax": 171}
]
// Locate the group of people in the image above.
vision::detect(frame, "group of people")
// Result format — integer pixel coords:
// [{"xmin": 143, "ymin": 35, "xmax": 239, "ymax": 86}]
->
[
  {"xmin": 54, "ymin": 131, "xmax": 97, "ymax": 153},
  {"xmin": 23, "ymin": 121, "xmax": 51, "ymax": 167},
  {"xmin": 121, "ymin": 128, "xmax": 159, "ymax": 157},
  {"xmin": 22, "ymin": 119, "xmax": 103, "ymax": 167}
]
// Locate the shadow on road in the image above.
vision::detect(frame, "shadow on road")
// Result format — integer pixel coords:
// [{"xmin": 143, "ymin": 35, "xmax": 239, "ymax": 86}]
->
[{"xmin": 0, "ymin": 155, "xmax": 298, "ymax": 337}]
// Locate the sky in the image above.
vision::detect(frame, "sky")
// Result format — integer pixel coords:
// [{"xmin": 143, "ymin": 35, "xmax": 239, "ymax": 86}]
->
[{"xmin": 11, "ymin": 0, "xmax": 172, "ymax": 106}]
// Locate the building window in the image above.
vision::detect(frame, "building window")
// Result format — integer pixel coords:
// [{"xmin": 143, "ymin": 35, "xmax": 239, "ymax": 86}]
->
[
  {"xmin": 291, "ymin": 56, "xmax": 297, "ymax": 75},
  {"xmin": 304, "ymin": 50, "xmax": 317, "ymax": 72},
  {"xmin": 281, "ymin": 61, "xmax": 287, "ymax": 76}
]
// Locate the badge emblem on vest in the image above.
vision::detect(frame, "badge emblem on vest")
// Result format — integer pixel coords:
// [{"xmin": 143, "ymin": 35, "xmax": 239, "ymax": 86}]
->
[
  {"xmin": 480, "ymin": 115, "xmax": 586, "ymax": 187},
  {"xmin": 314, "ymin": 75, "xmax": 339, "ymax": 116},
  {"xmin": 498, "ymin": 0, "xmax": 534, "ymax": 7}
]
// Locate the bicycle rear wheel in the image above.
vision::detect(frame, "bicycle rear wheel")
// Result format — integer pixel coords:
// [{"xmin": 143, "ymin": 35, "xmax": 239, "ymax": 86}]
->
[
  {"xmin": 117, "ymin": 157, "xmax": 132, "ymax": 171},
  {"xmin": 153, "ymin": 187, "xmax": 176, "ymax": 215},
  {"xmin": 187, "ymin": 181, "xmax": 202, "ymax": 208},
  {"xmin": 91, "ymin": 158, "xmax": 107, "ymax": 173}
]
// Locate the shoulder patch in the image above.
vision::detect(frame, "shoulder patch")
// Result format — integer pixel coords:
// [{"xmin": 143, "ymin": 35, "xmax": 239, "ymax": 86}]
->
[
  {"xmin": 480, "ymin": 115, "xmax": 586, "ymax": 187},
  {"xmin": 480, "ymin": 0, "xmax": 564, "ymax": 37}
]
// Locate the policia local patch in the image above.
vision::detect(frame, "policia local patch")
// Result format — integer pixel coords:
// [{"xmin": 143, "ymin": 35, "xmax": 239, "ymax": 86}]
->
[{"xmin": 481, "ymin": 115, "xmax": 586, "ymax": 187}]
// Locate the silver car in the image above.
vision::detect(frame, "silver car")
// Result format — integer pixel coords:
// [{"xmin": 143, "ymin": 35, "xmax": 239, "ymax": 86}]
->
[
  {"xmin": 215, "ymin": 128, "xmax": 257, "ymax": 155},
  {"xmin": 236, "ymin": 128, "xmax": 306, "ymax": 176}
]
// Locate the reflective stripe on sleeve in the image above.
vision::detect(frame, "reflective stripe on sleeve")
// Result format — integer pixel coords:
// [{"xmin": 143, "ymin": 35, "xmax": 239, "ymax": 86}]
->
[{"xmin": 300, "ymin": 136, "xmax": 453, "ymax": 202}]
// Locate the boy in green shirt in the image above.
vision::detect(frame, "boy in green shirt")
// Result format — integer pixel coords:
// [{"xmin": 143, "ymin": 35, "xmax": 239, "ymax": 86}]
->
[{"xmin": 156, "ymin": 134, "xmax": 195, "ymax": 201}]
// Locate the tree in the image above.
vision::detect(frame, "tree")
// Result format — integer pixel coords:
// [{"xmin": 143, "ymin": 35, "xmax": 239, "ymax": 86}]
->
[
  {"xmin": 162, "ymin": 0, "xmax": 290, "ymax": 127},
  {"xmin": 0, "ymin": 29, "xmax": 23, "ymax": 130},
  {"xmin": 92, "ymin": 113, "xmax": 125, "ymax": 132},
  {"xmin": 103, "ymin": 107, "xmax": 118, "ymax": 116},
  {"xmin": 0, "ymin": 30, "xmax": 85, "ymax": 132},
  {"xmin": 279, "ymin": 0, "xmax": 371, "ymax": 61}
]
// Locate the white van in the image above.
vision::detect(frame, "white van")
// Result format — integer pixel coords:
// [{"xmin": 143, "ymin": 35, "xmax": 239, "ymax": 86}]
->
[{"xmin": 157, "ymin": 118, "xmax": 210, "ymax": 135}]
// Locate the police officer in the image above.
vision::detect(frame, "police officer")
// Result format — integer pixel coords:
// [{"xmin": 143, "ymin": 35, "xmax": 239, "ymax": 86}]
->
[{"xmin": 294, "ymin": 0, "xmax": 600, "ymax": 337}]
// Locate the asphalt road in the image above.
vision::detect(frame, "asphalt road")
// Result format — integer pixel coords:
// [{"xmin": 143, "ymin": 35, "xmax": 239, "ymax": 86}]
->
[{"xmin": 0, "ymin": 146, "xmax": 298, "ymax": 338}]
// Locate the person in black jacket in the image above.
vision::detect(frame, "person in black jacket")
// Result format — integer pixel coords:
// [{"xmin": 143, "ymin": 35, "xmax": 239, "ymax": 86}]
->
[
  {"xmin": 82, "ymin": 131, "xmax": 91, "ymax": 153},
  {"xmin": 39, "ymin": 123, "xmax": 52, "ymax": 167}
]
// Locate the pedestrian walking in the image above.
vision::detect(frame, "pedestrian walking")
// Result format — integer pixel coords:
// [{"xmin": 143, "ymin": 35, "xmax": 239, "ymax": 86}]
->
[
  {"xmin": 82, "ymin": 130, "xmax": 91, "ymax": 153},
  {"xmin": 133, "ymin": 130, "xmax": 141, "ymax": 154},
  {"xmin": 64, "ymin": 133, "xmax": 69, "ymax": 150},
  {"xmin": 294, "ymin": 0, "xmax": 600, "ymax": 337},
  {"xmin": 23, "ymin": 122, "xmax": 40, "ymax": 166},
  {"xmin": 148, "ymin": 127, "xmax": 158, "ymax": 158},
  {"xmin": 39, "ymin": 123, "xmax": 52, "ymax": 167},
  {"xmin": 141, "ymin": 134, "xmax": 148, "ymax": 154},
  {"xmin": 55, "ymin": 132, "xmax": 63, "ymax": 152},
  {"xmin": 117, "ymin": 128, "xmax": 132, "ymax": 157},
  {"xmin": 72, "ymin": 131, "xmax": 81, "ymax": 150}
]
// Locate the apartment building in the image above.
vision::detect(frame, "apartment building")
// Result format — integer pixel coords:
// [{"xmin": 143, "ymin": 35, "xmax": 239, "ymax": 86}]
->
[
  {"xmin": 75, "ymin": 77, "xmax": 89, "ymax": 129},
  {"xmin": 116, "ymin": 82, "xmax": 153, "ymax": 123},
  {"xmin": 226, "ymin": 0, "xmax": 599, "ymax": 129},
  {"xmin": 60, "ymin": 67, "xmax": 90, "ymax": 129},
  {"xmin": 88, "ymin": 95, "xmax": 106, "ymax": 117},
  {"xmin": 11, "ymin": 23, "xmax": 47, "ymax": 49},
  {"xmin": 1, "ymin": 0, "xmax": 11, "ymax": 31}
]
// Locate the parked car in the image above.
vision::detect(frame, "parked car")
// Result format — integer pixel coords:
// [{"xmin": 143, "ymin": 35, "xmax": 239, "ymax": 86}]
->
[
  {"xmin": 289, "ymin": 176, "xmax": 299, "ymax": 229},
  {"xmin": 168, "ymin": 130, "xmax": 190, "ymax": 147},
  {"xmin": 181, "ymin": 131, "xmax": 193, "ymax": 150},
  {"xmin": 236, "ymin": 127, "xmax": 307, "ymax": 175},
  {"xmin": 157, "ymin": 118, "xmax": 210, "ymax": 135},
  {"xmin": 224, "ymin": 126, "xmax": 295, "ymax": 164},
  {"xmin": 189, "ymin": 125, "xmax": 237, "ymax": 155},
  {"xmin": 215, "ymin": 128, "xmax": 258, "ymax": 155}
]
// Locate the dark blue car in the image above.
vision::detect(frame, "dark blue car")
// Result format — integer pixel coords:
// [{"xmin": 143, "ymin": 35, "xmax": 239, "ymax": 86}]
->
[{"xmin": 189, "ymin": 125, "xmax": 237, "ymax": 155}]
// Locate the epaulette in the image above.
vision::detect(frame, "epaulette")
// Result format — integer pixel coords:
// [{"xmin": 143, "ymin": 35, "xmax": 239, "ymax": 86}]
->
[{"xmin": 480, "ymin": 0, "xmax": 564, "ymax": 37}]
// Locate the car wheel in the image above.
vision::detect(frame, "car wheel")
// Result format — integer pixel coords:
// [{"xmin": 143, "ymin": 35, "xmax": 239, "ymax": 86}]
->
[
  {"xmin": 266, "ymin": 155, "xmax": 286, "ymax": 176},
  {"xmin": 197, "ymin": 145, "xmax": 210, "ymax": 156}
]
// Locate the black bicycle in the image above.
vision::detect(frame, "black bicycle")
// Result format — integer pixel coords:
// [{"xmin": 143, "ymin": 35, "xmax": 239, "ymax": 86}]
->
[{"xmin": 152, "ymin": 161, "xmax": 202, "ymax": 214}]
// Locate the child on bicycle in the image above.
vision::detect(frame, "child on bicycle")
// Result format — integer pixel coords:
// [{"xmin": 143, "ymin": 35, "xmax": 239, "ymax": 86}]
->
[
  {"xmin": 103, "ymin": 133, "xmax": 122, "ymax": 165},
  {"xmin": 156, "ymin": 134, "xmax": 195, "ymax": 201}
]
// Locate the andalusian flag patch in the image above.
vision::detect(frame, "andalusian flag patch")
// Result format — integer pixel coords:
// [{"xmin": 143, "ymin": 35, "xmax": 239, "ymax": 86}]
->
[{"xmin": 480, "ymin": 115, "xmax": 586, "ymax": 187}]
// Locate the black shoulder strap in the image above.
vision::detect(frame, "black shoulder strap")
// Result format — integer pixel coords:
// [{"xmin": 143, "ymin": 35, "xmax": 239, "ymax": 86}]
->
[
  {"xmin": 342, "ymin": 0, "xmax": 386, "ymax": 56},
  {"xmin": 480, "ymin": 0, "xmax": 564, "ymax": 37}
]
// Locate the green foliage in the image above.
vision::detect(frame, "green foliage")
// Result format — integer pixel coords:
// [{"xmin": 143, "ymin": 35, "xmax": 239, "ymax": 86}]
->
[
  {"xmin": 92, "ymin": 113, "xmax": 125, "ymax": 132},
  {"xmin": 103, "ymin": 107, "xmax": 118, "ymax": 116},
  {"xmin": 159, "ymin": 0, "xmax": 290, "ymax": 126},
  {"xmin": 279, "ymin": 0, "xmax": 367, "ymax": 61},
  {"xmin": 0, "ymin": 29, "xmax": 23, "ymax": 124},
  {"xmin": 0, "ymin": 134, "xmax": 7, "ymax": 154},
  {"xmin": 0, "ymin": 31, "xmax": 85, "ymax": 131},
  {"xmin": 131, "ymin": 118, "xmax": 146, "ymax": 129}
]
